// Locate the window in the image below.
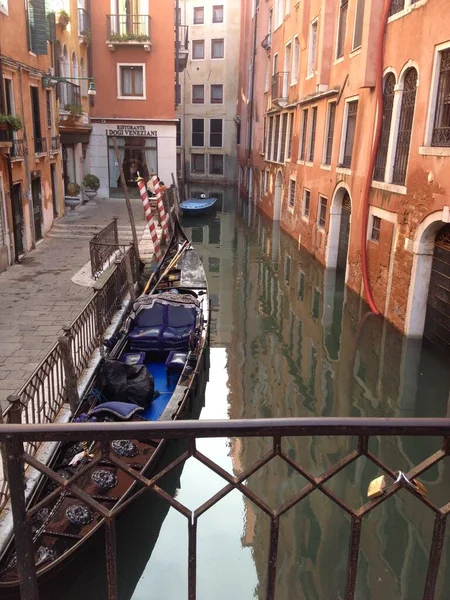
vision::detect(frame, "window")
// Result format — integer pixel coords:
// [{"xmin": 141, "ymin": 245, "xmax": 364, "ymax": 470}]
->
[
  {"xmin": 308, "ymin": 107, "xmax": 318, "ymax": 162},
  {"xmin": 392, "ymin": 68, "xmax": 417, "ymax": 185},
  {"xmin": 432, "ymin": 49, "xmax": 450, "ymax": 147},
  {"xmin": 273, "ymin": 53, "xmax": 278, "ymax": 75},
  {"xmin": 292, "ymin": 37, "xmax": 299, "ymax": 84},
  {"xmin": 267, "ymin": 116, "xmax": 274, "ymax": 159},
  {"xmin": 373, "ymin": 73, "xmax": 395, "ymax": 181},
  {"xmin": 273, "ymin": 115, "xmax": 280, "ymax": 161},
  {"xmin": 192, "ymin": 40, "xmax": 205, "ymax": 59},
  {"xmin": 389, "ymin": 0, "xmax": 405, "ymax": 17},
  {"xmin": 192, "ymin": 118, "xmax": 204, "ymax": 146},
  {"xmin": 352, "ymin": 0, "xmax": 365, "ymax": 50},
  {"xmin": 192, "ymin": 85, "xmax": 205, "ymax": 104},
  {"xmin": 46, "ymin": 90, "xmax": 52, "ymax": 129},
  {"xmin": 30, "ymin": 85, "xmax": 43, "ymax": 153},
  {"xmin": 176, "ymin": 120, "xmax": 181, "ymax": 146},
  {"xmin": 336, "ymin": 1, "xmax": 348, "ymax": 60},
  {"xmin": 175, "ymin": 84, "xmax": 181, "ymax": 104},
  {"xmin": 210, "ymin": 154, "xmax": 224, "ymax": 175},
  {"xmin": 265, "ymin": 57, "xmax": 270, "ymax": 92},
  {"xmin": 287, "ymin": 113, "xmax": 294, "ymax": 159},
  {"xmin": 280, "ymin": 114, "xmax": 288, "ymax": 162},
  {"xmin": 211, "ymin": 39, "xmax": 224, "ymax": 59},
  {"xmin": 193, "ymin": 7, "xmax": 204, "ymax": 24},
  {"xmin": 264, "ymin": 169, "xmax": 269, "ymax": 193},
  {"xmin": 288, "ymin": 179, "xmax": 296, "ymax": 208},
  {"xmin": 283, "ymin": 43, "xmax": 291, "ymax": 97},
  {"xmin": 302, "ymin": 189, "xmax": 310, "ymax": 217},
  {"xmin": 176, "ymin": 153, "xmax": 182, "ymax": 176},
  {"xmin": 299, "ymin": 109, "xmax": 308, "ymax": 161},
  {"xmin": 210, "ymin": 84, "xmax": 223, "ymax": 104},
  {"xmin": 212, "ymin": 5, "xmax": 223, "ymax": 22},
  {"xmin": 307, "ymin": 20, "xmax": 318, "ymax": 76},
  {"xmin": 371, "ymin": 216, "xmax": 381, "ymax": 242},
  {"xmin": 191, "ymin": 154, "xmax": 205, "ymax": 173},
  {"xmin": 318, "ymin": 196, "xmax": 327, "ymax": 228},
  {"xmin": 119, "ymin": 65, "xmax": 144, "ymax": 98},
  {"xmin": 298, "ymin": 272, "xmax": 305, "ymax": 301},
  {"xmin": 210, "ymin": 119, "xmax": 223, "ymax": 147},
  {"xmin": 324, "ymin": 102, "xmax": 336, "ymax": 165},
  {"xmin": 341, "ymin": 100, "xmax": 358, "ymax": 168}
]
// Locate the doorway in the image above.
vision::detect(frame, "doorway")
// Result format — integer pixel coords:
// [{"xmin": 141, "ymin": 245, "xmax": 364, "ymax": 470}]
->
[
  {"xmin": 108, "ymin": 136, "xmax": 158, "ymax": 198},
  {"xmin": 31, "ymin": 176, "xmax": 43, "ymax": 241},
  {"xmin": 51, "ymin": 163, "xmax": 58, "ymax": 218},
  {"xmin": 11, "ymin": 183, "xmax": 24, "ymax": 258},
  {"xmin": 336, "ymin": 192, "xmax": 351, "ymax": 273}
]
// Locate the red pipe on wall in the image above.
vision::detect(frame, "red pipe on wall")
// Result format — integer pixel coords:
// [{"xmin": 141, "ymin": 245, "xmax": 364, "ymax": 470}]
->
[{"xmin": 360, "ymin": 0, "xmax": 392, "ymax": 315}]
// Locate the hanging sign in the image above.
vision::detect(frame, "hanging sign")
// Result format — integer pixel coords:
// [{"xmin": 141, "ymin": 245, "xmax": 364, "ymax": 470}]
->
[{"xmin": 106, "ymin": 125, "xmax": 157, "ymax": 137}]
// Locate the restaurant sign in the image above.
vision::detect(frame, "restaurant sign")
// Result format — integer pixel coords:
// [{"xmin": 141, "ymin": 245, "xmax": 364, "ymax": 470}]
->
[{"xmin": 106, "ymin": 125, "xmax": 157, "ymax": 137}]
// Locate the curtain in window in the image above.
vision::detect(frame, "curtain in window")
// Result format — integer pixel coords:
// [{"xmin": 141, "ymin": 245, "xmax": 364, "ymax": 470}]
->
[
  {"xmin": 144, "ymin": 139, "xmax": 158, "ymax": 178},
  {"xmin": 108, "ymin": 137, "xmax": 125, "ymax": 188},
  {"xmin": 121, "ymin": 68, "xmax": 133, "ymax": 95}
]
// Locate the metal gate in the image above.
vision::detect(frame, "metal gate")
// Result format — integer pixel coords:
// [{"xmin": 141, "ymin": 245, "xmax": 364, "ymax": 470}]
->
[
  {"xmin": 424, "ymin": 224, "xmax": 450, "ymax": 353},
  {"xmin": 11, "ymin": 183, "xmax": 24, "ymax": 258},
  {"xmin": 31, "ymin": 177, "xmax": 42, "ymax": 241},
  {"xmin": 336, "ymin": 192, "xmax": 351, "ymax": 273}
]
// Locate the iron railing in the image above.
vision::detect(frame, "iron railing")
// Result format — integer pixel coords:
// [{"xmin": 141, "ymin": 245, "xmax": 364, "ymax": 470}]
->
[
  {"xmin": 392, "ymin": 68, "xmax": 417, "ymax": 185},
  {"xmin": 271, "ymin": 72, "xmax": 289, "ymax": 101},
  {"xmin": 1, "ymin": 417, "xmax": 449, "ymax": 600},
  {"xmin": 78, "ymin": 7, "xmax": 90, "ymax": 36},
  {"xmin": 106, "ymin": 14, "xmax": 151, "ymax": 42},
  {"xmin": 34, "ymin": 137, "xmax": 47, "ymax": 155},
  {"xmin": 389, "ymin": 0, "xmax": 405, "ymax": 16},
  {"xmin": 10, "ymin": 139, "xmax": 26, "ymax": 159},
  {"xmin": 50, "ymin": 135, "xmax": 60, "ymax": 153},
  {"xmin": 57, "ymin": 81, "xmax": 81, "ymax": 110},
  {"xmin": 373, "ymin": 73, "xmax": 396, "ymax": 181},
  {"xmin": 432, "ymin": 49, "xmax": 450, "ymax": 147},
  {"xmin": 0, "ymin": 249, "xmax": 137, "ymax": 511},
  {"xmin": 89, "ymin": 218, "xmax": 119, "ymax": 279}
]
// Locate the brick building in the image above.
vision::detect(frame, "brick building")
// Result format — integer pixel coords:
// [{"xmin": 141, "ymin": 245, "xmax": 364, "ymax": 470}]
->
[
  {"xmin": 0, "ymin": 0, "xmax": 64, "ymax": 269},
  {"xmin": 237, "ymin": 0, "xmax": 450, "ymax": 352}
]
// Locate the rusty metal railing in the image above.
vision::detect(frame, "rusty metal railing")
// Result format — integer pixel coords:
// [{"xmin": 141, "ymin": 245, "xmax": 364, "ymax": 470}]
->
[
  {"xmin": 89, "ymin": 218, "xmax": 119, "ymax": 279},
  {"xmin": 1, "ymin": 417, "xmax": 449, "ymax": 600}
]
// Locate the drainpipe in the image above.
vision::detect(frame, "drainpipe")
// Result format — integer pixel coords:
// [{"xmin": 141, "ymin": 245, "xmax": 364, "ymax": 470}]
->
[
  {"xmin": 247, "ymin": 4, "xmax": 259, "ymax": 205},
  {"xmin": 0, "ymin": 43, "xmax": 14, "ymax": 264},
  {"xmin": 19, "ymin": 66, "xmax": 35, "ymax": 249},
  {"xmin": 359, "ymin": 0, "xmax": 391, "ymax": 316},
  {"xmin": 175, "ymin": 0, "xmax": 180, "ymax": 106}
]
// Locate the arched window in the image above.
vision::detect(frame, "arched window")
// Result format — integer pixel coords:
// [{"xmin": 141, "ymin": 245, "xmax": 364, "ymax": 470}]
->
[
  {"xmin": 80, "ymin": 57, "xmax": 88, "ymax": 96},
  {"xmin": 72, "ymin": 52, "xmax": 79, "ymax": 83},
  {"xmin": 373, "ymin": 73, "xmax": 396, "ymax": 181},
  {"xmin": 392, "ymin": 68, "xmax": 418, "ymax": 185}
]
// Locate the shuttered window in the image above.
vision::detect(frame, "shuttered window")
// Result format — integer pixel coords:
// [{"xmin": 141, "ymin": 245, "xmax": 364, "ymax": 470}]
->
[{"xmin": 28, "ymin": 0, "xmax": 48, "ymax": 55}]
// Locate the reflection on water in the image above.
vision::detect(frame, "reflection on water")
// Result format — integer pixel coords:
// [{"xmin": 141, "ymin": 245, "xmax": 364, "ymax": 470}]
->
[{"xmin": 50, "ymin": 188, "xmax": 450, "ymax": 599}]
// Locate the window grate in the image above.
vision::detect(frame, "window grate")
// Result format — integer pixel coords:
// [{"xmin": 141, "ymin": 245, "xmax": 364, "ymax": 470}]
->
[
  {"xmin": 308, "ymin": 107, "xmax": 317, "ymax": 162},
  {"xmin": 342, "ymin": 101, "xmax": 358, "ymax": 168},
  {"xmin": 392, "ymin": 68, "xmax": 417, "ymax": 185},
  {"xmin": 273, "ymin": 115, "xmax": 280, "ymax": 162},
  {"xmin": 280, "ymin": 114, "xmax": 288, "ymax": 163},
  {"xmin": 300, "ymin": 109, "xmax": 308, "ymax": 161},
  {"xmin": 303, "ymin": 189, "xmax": 310, "ymax": 217},
  {"xmin": 371, "ymin": 216, "xmax": 381, "ymax": 242},
  {"xmin": 373, "ymin": 73, "xmax": 396, "ymax": 181},
  {"xmin": 389, "ymin": 0, "xmax": 405, "ymax": 17},
  {"xmin": 324, "ymin": 103, "xmax": 336, "ymax": 165},
  {"xmin": 432, "ymin": 50, "xmax": 450, "ymax": 147},
  {"xmin": 318, "ymin": 196, "xmax": 327, "ymax": 228},
  {"xmin": 267, "ymin": 116, "xmax": 274, "ymax": 159},
  {"xmin": 289, "ymin": 179, "xmax": 296, "ymax": 208}
]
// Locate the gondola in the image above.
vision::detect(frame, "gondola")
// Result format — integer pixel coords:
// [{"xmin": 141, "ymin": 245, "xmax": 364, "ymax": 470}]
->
[
  {"xmin": 0, "ymin": 217, "xmax": 209, "ymax": 588},
  {"xmin": 179, "ymin": 195, "xmax": 217, "ymax": 216}
]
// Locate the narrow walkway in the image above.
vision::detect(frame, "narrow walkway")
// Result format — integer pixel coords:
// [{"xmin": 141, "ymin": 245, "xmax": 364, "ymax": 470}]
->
[{"xmin": 0, "ymin": 197, "xmax": 151, "ymax": 410}]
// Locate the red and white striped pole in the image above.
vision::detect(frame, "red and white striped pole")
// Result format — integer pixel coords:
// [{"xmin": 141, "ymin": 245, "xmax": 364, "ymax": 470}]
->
[
  {"xmin": 151, "ymin": 175, "xmax": 170, "ymax": 243},
  {"xmin": 137, "ymin": 176, "xmax": 162, "ymax": 262}
]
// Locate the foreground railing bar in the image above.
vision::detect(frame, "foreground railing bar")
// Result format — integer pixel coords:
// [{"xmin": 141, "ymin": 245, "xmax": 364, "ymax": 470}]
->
[
  {"xmin": 423, "ymin": 514, "xmax": 447, "ymax": 599},
  {"xmin": 105, "ymin": 518, "xmax": 118, "ymax": 600},
  {"xmin": 1, "ymin": 417, "xmax": 450, "ymax": 442},
  {"xmin": 344, "ymin": 517, "xmax": 362, "ymax": 600},
  {"xmin": 266, "ymin": 516, "xmax": 279, "ymax": 600},
  {"xmin": 188, "ymin": 519, "xmax": 197, "ymax": 600}
]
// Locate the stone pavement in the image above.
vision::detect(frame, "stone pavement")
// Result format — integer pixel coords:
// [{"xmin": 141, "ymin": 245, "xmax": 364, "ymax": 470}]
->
[{"xmin": 0, "ymin": 197, "xmax": 149, "ymax": 411}]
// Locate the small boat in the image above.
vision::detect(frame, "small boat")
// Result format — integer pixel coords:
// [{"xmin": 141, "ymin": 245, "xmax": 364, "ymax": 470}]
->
[
  {"xmin": 179, "ymin": 194, "xmax": 217, "ymax": 216},
  {"xmin": 0, "ymin": 217, "xmax": 209, "ymax": 587}
]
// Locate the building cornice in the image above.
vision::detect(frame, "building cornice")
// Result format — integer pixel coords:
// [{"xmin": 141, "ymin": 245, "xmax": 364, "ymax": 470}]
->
[
  {"xmin": 90, "ymin": 117, "xmax": 178, "ymax": 124},
  {"xmin": 265, "ymin": 88, "xmax": 340, "ymax": 116}
]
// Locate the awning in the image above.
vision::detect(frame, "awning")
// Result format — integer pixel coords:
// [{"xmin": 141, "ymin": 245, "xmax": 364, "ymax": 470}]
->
[{"xmin": 60, "ymin": 132, "xmax": 91, "ymax": 144}]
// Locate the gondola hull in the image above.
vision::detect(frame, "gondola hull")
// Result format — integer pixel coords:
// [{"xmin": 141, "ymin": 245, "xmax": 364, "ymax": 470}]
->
[{"xmin": 179, "ymin": 197, "xmax": 217, "ymax": 216}]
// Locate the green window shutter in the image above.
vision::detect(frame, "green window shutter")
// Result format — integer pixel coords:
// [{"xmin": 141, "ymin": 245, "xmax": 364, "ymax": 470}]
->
[
  {"xmin": 46, "ymin": 11, "xmax": 56, "ymax": 42},
  {"xmin": 30, "ymin": 0, "xmax": 48, "ymax": 55}
]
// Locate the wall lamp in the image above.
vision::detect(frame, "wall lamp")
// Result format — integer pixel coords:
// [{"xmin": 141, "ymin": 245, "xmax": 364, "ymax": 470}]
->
[{"xmin": 42, "ymin": 76, "xmax": 97, "ymax": 96}]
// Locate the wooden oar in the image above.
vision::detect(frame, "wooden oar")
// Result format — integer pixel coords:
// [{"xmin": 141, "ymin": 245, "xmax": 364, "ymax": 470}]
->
[{"xmin": 142, "ymin": 239, "xmax": 190, "ymax": 296}]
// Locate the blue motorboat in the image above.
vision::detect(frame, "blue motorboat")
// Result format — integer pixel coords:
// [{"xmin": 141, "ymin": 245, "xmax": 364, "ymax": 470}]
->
[{"xmin": 179, "ymin": 194, "xmax": 217, "ymax": 216}]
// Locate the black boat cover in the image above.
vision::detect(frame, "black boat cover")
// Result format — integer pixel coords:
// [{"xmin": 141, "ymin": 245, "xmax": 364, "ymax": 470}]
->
[{"xmin": 100, "ymin": 359, "xmax": 154, "ymax": 408}]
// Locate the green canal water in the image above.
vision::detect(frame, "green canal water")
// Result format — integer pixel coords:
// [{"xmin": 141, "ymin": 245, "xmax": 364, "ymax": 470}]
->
[{"xmin": 41, "ymin": 189, "xmax": 450, "ymax": 599}]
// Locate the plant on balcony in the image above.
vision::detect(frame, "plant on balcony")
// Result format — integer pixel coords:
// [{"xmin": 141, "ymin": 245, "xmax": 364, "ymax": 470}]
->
[
  {"xmin": 64, "ymin": 103, "xmax": 83, "ymax": 116},
  {"xmin": 109, "ymin": 32, "xmax": 150, "ymax": 43},
  {"xmin": 0, "ymin": 114, "xmax": 23, "ymax": 132},
  {"xmin": 58, "ymin": 10, "xmax": 70, "ymax": 28},
  {"xmin": 80, "ymin": 29, "xmax": 91, "ymax": 44}
]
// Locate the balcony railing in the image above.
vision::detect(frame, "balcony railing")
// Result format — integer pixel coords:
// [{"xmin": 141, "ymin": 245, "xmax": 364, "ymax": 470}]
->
[
  {"xmin": 34, "ymin": 137, "xmax": 47, "ymax": 155},
  {"xmin": 57, "ymin": 81, "xmax": 81, "ymax": 112},
  {"xmin": 10, "ymin": 139, "xmax": 26, "ymax": 159},
  {"xmin": 78, "ymin": 7, "xmax": 90, "ymax": 36},
  {"xmin": 271, "ymin": 72, "xmax": 289, "ymax": 102},
  {"xmin": 175, "ymin": 24, "xmax": 189, "ymax": 71},
  {"xmin": 50, "ymin": 135, "xmax": 61, "ymax": 153},
  {"xmin": 106, "ymin": 14, "xmax": 152, "ymax": 50}
]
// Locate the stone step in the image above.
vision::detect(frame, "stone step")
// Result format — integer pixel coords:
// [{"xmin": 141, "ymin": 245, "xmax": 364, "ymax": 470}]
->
[{"xmin": 47, "ymin": 223, "xmax": 148, "ymax": 241}]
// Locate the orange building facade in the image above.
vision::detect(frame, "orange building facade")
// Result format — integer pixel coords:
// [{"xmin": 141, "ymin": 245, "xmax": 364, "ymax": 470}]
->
[
  {"xmin": 89, "ymin": 0, "xmax": 177, "ymax": 197},
  {"xmin": 237, "ymin": 0, "xmax": 450, "ymax": 350}
]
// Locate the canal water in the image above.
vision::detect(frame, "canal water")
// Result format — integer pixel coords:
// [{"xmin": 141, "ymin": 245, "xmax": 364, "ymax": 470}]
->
[{"xmin": 46, "ymin": 188, "xmax": 450, "ymax": 599}]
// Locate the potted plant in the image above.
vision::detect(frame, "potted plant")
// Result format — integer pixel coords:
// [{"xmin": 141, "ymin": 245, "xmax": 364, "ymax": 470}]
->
[
  {"xmin": 64, "ymin": 182, "xmax": 81, "ymax": 212},
  {"xmin": 0, "ymin": 114, "xmax": 23, "ymax": 131},
  {"xmin": 82, "ymin": 174, "xmax": 100, "ymax": 203},
  {"xmin": 58, "ymin": 10, "xmax": 70, "ymax": 29}
]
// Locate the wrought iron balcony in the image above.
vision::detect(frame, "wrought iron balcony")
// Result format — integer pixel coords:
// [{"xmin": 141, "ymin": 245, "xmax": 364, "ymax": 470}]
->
[
  {"xmin": 175, "ymin": 24, "xmax": 189, "ymax": 72},
  {"xmin": 50, "ymin": 136, "xmax": 61, "ymax": 153},
  {"xmin": 106, "ymin": 14, "xmax": 152, "ymax": 51},
  {"xmin": 58, "ymin": 81, "xmax": 81, "ymax": 109},
  {"xmin": 10, "ymin": 139, "xmax": 26, "ymax": 159},
  {"xmin": 271, "ymin": 72, "xmax": 289, "ymax": 104},
  {"xmin": 78, "ymin": 8, "xmax": 90, "ymax": 40},
  {"xmin": 34, "ymin": 137, "xmax": 47, "ymax": 155},
  {"xmin": 261, "ymin": 33, "xmax": 271, "ymax": 50}
]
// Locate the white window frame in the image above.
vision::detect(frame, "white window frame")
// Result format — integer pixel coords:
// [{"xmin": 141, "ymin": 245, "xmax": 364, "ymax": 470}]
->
[
  {"xmin": 423, "ymin": 41, "xmax": 450, "ymax": 150},
  {"xmin": 212, "ymin": 5, "xmax": 224, "ymax": 24},
  {"xmin": 192, "ymin": 84, "xmax": 205, "ymax": 104},
  {"xmin": 370, "ymin": 215, "xmax": 381, "ymax": 242},
  {"xmin": 352, "ymin": 0, "xmax": 365, "ymax": 52},
  {"xmin": 117, "ymin": 63, "xmax": 146, "ymax": 100},
  {"xmin": 209, "ymin": 117, "xmax": 224, "ymax": 148},
  {"xmin": 273, "ymin": 52, "xmax": 278, "ymax": 75},
  {"xmin": 286, "ymin": 112, "xmax": 294, "ymax": 160},
  {"xmin": 192, "ymin": 39, "xmax": 205, "ymax": 60},
  {"xmin": 335, "ymin": 0, "xmax": 348, "ymax": 61},
  {"xmin": 302, "ymin": 188, "xmax": 310, "ymax": 219},
  {"xmin": 193, "ymin": 6, "xmax": 204, "ymax": 25},
  {"xmin": 387, "ymin": 0, "xmax": 428, "ymax": 24},
  {"xmin": 322, "ymin": 100, "xmax": 336, "ymax": 166},
  {"xmin": 288, "ymin": 178, "xmax": 296, "ymax": 209},
  {"xmin": 318, "ymin": 195, "xmax": 328, "ymax": 229},
  {"xmin": 209, "ymin": 154, "xmax": 224, "ymax": 175},
  {"xmin": 338, "ymin": 95, "xmax": 359, "ymax": 168},
  {"xmin": 191, "ymin": 153, "xmax": 205, "ymax": 174},
  {"xmin": 0, "ymin": 0, "xmax": 8, "ymax": 16},
  {"xmin": 307, "ymin": 105, "xmax": 318, "ymax": 163},
  {"xmin": 211, "ymin": 38, "xmax": 225, "ymax": 60},
  {"xmin": 291, "ymin": 36, "xmax": 299, "ymax": 85},
  {"xmin": 307, "ymin": 19, "xmax": 318, "ymax": 77},
  {"xmin": 210, "ymin": 83, "xmax": 224, "ymax": 104},
  {"xmin": 192, "ymin": 117, "xmax": 205, "ymax": 147}
]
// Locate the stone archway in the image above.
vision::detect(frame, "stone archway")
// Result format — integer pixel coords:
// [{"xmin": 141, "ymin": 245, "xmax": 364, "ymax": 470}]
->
[
  {"xmin": 326, "ymin": 183, "xmax": 352, "ymax": 275},
  {"xmin": 273, "ymin": 170, "xmax": 282, "ymax": 221},
  {"xmin": 405, "ymin": 210, "xmax": 450, "ymax": 338}
]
